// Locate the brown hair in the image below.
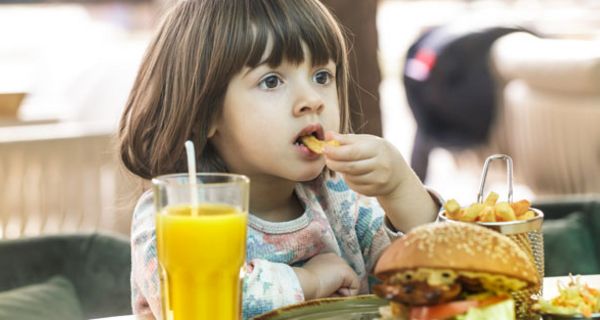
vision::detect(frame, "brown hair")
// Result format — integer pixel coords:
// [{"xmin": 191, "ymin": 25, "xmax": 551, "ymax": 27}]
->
[{"xmin": 118, "ymin": 0, "xmax": 350, "ymax": 180}]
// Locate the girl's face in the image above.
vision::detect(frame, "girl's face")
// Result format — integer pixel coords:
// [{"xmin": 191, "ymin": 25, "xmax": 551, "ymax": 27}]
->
[{"xmin": 210, "ymin": 45, "xmax": 340, "ymax": 182}]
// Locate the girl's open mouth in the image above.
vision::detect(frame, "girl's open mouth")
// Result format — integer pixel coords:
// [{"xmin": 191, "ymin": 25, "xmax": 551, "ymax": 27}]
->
[
  {"xmin": 293, "ymin": 124, "xmax": 324, "ymax": 156},
  {"xmin": 294, "ymin": 132, "xmax": 319, "ymax": 149},
  {"xmin": 293, "ymin": 124, "xmax": 325, "ymax": 145}
]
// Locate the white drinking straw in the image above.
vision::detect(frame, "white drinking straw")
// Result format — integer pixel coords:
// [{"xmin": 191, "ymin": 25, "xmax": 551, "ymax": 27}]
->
[{"xmin": 184, "ymin": 140, "xmax": 199, "ymax": 216}]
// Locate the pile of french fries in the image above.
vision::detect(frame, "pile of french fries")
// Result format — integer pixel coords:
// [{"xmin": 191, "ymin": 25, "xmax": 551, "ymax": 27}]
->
[{"xmin": 443, "ymin": 192, "xmax": 536, "ymax": 222}]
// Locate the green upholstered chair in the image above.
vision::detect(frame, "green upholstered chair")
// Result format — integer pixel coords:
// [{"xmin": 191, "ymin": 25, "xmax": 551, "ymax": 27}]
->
[
  {"xmin": 535, "ymin": 198, "xmax": 600, "ymax": 276},
  {"xmin": 0, "ymin": 233, "xmax": 132, "ymax": 319}
]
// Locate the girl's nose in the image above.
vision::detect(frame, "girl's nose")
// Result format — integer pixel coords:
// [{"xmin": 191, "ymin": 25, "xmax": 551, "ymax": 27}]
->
[{"xmin": 292, "ymin": 86, "xmax": 324, "ymax": 116}]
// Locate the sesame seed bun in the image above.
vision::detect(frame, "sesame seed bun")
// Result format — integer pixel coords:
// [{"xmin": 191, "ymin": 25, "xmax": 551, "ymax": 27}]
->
[{"xmin": 374, "ymin": 222, "xmax": 539, "ymax": 288}]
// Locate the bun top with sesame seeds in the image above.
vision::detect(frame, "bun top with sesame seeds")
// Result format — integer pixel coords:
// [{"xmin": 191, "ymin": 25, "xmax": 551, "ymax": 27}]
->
[{"xmin": 374, "ymin": 222, "xmax": 539, "ymax": 289}]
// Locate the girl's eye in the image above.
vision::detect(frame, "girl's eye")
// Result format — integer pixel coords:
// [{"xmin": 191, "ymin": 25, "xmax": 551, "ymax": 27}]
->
[
  {"xmin": 259, "ymin": 75, "xmax": 283, "ymax": 89},
  {"xmin": 314, "ymin": 70, "xmax": 334, "ymax": 85}
]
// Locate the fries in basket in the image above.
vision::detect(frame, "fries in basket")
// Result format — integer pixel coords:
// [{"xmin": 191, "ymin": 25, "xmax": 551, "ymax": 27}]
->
[
  {"xmin": 438, "ymin": 155, "xmax": 545, "ymax": 319},
  {"xmin": 443, "ymin": 192, "xmax": 536, "ymax": 222}
]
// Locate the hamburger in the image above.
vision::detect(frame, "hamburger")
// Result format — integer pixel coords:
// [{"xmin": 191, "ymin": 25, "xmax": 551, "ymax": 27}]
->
[{"xmin": 373, "ymin": 222, "xmax": 539, "ymax": 320}]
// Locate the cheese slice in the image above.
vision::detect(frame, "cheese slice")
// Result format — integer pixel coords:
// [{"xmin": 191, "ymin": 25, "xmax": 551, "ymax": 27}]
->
[{"xmin": 388, "ymin": 268, "xmax": 528, "ymax": 293}]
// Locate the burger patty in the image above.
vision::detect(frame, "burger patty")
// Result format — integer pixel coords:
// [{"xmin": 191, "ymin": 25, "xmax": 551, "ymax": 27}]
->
[
  {"xmin": 457, "ymin": 275, "xmax": 484, "ymax": 293},
  {"xmin": 373, "ymin": 281, "xmax": 462, "ymax": 305},
  {"xmin": 373, "ymin": 276, "xmax": 487, "ymax": 306}
]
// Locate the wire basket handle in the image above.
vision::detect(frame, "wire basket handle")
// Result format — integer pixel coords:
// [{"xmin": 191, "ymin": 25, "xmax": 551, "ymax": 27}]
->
[{"xmin": 477, "ymin": 154, "xmax": 514, "ymax": 204}]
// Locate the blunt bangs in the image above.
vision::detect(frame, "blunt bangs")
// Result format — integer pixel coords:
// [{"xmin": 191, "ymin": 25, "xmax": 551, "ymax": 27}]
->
[{"xmin": 241, "ymin": 0, "xmax": 346, "ymax": 68}]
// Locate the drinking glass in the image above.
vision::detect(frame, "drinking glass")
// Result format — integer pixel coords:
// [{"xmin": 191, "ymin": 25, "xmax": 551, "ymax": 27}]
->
[{"xmin": 153, "ymin": 173, "xmax": 249, "ymax": 320}]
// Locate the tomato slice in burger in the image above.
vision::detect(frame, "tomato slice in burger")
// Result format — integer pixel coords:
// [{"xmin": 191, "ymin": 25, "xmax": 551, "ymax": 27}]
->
[
  {"xmin": 409, "ymin": 295, "xmax": 510, "ymax": 320},
  {"xmin": 409, "ymin": 300, "xmax": 479, "ymax": 320}
]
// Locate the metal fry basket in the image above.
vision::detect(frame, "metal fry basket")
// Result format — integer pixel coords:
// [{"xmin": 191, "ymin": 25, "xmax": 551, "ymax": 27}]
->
[{"xmin": 439, "ymin": 154, "xmax": 544, "ymax": 319}]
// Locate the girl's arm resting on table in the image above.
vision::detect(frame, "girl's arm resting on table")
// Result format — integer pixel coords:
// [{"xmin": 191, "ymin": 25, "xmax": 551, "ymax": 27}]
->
[
  {"xmin": 130, "ymin": 223, "xmax": 161, "ymax": 319},
  {"xmin": 243, "ymin": 259, "xmax": 304, "ymax": 319},
  {"xmin": 131, "ymin": 232, "xmax": 305, "ymax": 320},
  {"xmin": 293, "ymin": 253, "xmax": 360, "ymax": 300},
  {"xmin": 130, "ymin": 191, "xmax": 161, "ymax": 319}
]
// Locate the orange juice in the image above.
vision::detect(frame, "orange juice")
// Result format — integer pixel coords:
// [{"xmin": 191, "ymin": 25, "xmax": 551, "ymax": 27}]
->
[{"xmin": 156, "ymin": 203, "xmax": 247, "ymax": 320}]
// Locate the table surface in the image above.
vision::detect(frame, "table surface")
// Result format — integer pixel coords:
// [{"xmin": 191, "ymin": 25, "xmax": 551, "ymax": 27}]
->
[{"xmin": 90, "ymin": 274, "xmax": 600, "ymax": 320}]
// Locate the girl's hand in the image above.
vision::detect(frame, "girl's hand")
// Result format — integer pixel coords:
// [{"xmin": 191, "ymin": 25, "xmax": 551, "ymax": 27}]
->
[
  {"xmin": 323, "ymin": 132, "xmax": 409, "ymax": 198},
  {"xmin": 293, "ymin": 252, "xmax": 360, "ymax": 300},
  {"xmin": 324, "ymin": 131, "xmax": 439, "ymax": 231}
]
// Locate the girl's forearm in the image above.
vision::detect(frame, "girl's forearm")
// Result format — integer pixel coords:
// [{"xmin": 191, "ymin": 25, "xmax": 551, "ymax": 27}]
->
[
  {"xmin": 293, "ymin": 267, "xmax": 317, "ymax": 300},
  {"xmin": 377, "ymin": 170, "xmax": 438, "ymax": 232}
]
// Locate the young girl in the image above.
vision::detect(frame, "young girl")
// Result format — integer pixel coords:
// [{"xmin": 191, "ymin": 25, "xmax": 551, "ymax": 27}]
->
[{"xmin": 118, "ymin": 0, "xmax": 441, "ymax": 319}]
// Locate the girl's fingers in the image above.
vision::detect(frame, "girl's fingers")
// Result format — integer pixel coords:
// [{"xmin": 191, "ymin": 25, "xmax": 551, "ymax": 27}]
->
[
  {"xmin": 324, "ymin": 131, "xmax": 349, "ymax": 143},
  {"xmin": 324, "ymin": 144, "xmax": 365, "ymax": 161},
  {"xmin": 343, "ymin": 171, "xmax": 384, "ymax": 186},
  {"xmin": 325, "ymin": 158, "xmax": 375, "ymax": 175},
  {"xmin": 324, "ymin": 140, "xmax": 377, "ymax": 162},
  {"xmin": 324, "ymin": 132, "xmax": 383, "ymax": 161},
  {"xmin": 348, "ymin": 287, "xmax": 360, "ymax": 296},
  {"xmin": 336, "ymin": 288, "xmax": 351, "ymax": 297}
]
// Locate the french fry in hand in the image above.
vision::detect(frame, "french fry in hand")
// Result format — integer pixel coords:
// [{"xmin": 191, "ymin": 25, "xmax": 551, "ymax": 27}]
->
[
  {"xmin": 301, "ymin": 136, "xmax": 340, "ymax": 154},
  {"xmin": 495, "ymin": 202, "xmax": 517, "ymax": 221}
]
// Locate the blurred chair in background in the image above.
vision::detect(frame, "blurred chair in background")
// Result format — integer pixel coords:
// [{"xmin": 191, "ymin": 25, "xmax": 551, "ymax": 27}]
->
[
  {"xmin": 0, "ymin": 124, "xmax": 138, "ymax": 239},
  {"xmin": 535, "ymin": 198, "xmax": 600, "ymax": 276},
  {"xmin": 0, "ymin": 4, "xmax": 146, "ymax": 240},
  {"xmin": 489, "ymin": 32, "xmax": 600, "ymax": 195},
  {"xmin": 0, "ymin": 233, "xmax": 131, "ymax": 319}
]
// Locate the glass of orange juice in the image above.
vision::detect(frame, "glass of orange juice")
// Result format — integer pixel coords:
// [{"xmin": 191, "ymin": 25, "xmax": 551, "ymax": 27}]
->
[{"xmin": 152, "ymin": 173, "xmax": 249, "ymax": 320}]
